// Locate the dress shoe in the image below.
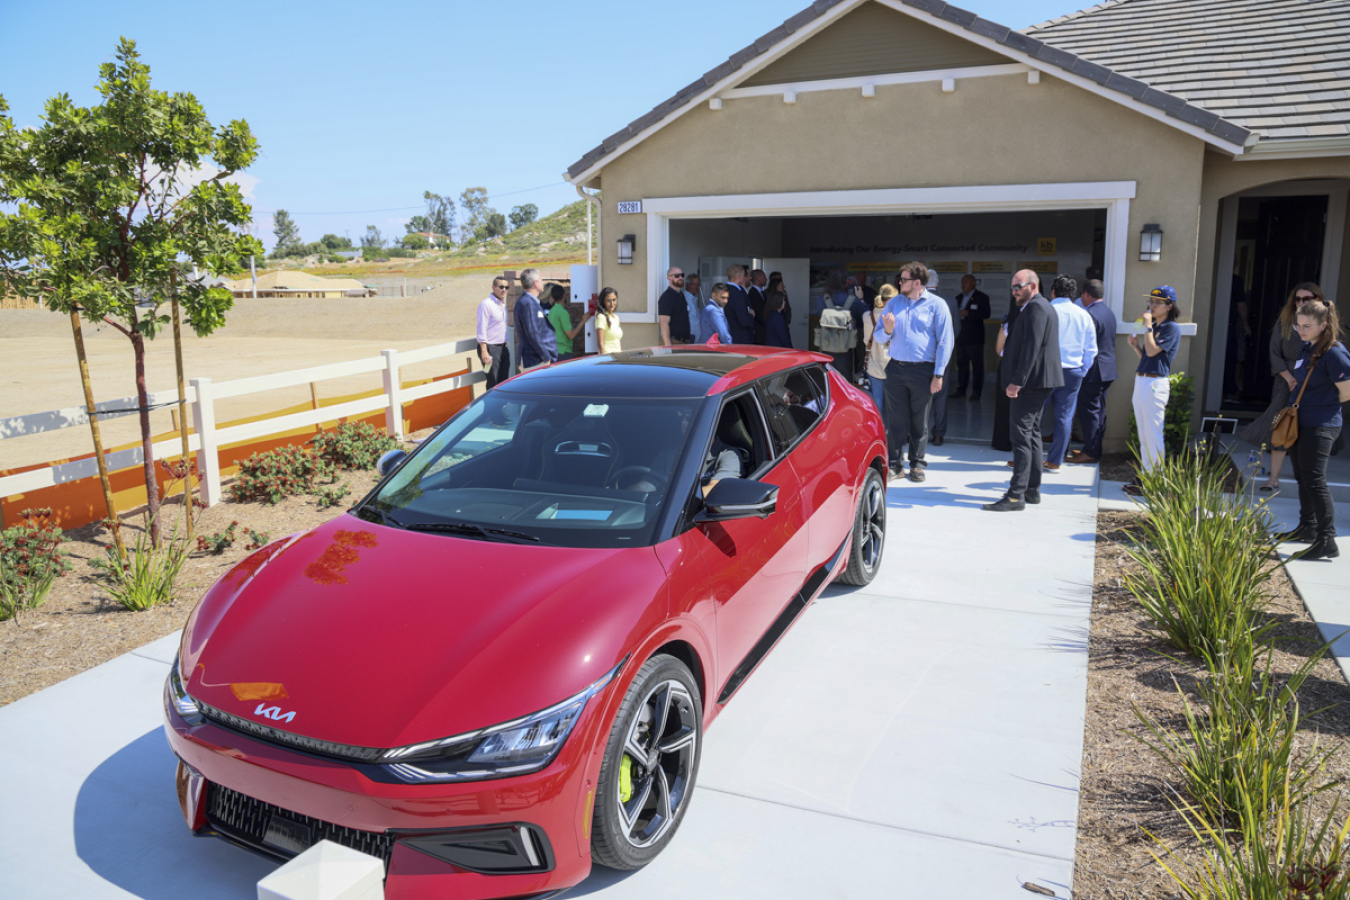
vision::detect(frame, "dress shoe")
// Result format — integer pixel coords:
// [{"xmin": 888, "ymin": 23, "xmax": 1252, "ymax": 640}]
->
[
  {"xmin": 1025, "ymin": 489, "xmax": 1041, "ymax": 505},
  {"xmin": 1121, "ymin": 481, "xmax": 1143, "ymax": 497},
  {"xmin": 1302, "ymin": 538, "xmax": 1340, "ymax": 560},
  {"xmin": 1042, "ymin": 435, "xmax": 1054, "ymax": 443},
  {"xmin": 931, "ymin": 435, "xmax": 944, "ymax": 446},
  {"xmin": 1275, "ymin": 525, "xmax": 1315, "ymax": 543},
  {"xmin": 889, "ymin": 466, "xmax": 905, "ymax": 482},
  {"xmin": 1043, "ymin": 462, "xmax": 1061, "ymax": 473},
  {"xmin": 1006, "ymin": 460, "xmax": 1015, "ymax": 468},
  {"xmin": 952, "ymin": 390, "xmax": 966, "ymax": 399},
  {"xmin": 983, "ymin": 494, "xmax": 1026, "ymax": 512},
  {"xmin": 909, "ymin": 468, "xmax": 926, "ymax": 483},
  {"xmin": 1065, "ymin": 451, "xmax": 1099, "ymax": 464}
]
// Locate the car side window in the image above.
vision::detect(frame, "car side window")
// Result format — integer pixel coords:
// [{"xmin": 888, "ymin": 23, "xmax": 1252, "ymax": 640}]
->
[
  {"xmin": 761, "ymin": 367, "xmax": 825, "ymax": 456},
  {"xmin": 704, "ymin": 391, "xmax": 772, "ymax": 484}
]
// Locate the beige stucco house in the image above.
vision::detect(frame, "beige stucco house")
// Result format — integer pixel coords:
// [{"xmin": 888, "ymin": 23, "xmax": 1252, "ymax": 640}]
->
[{"xmin": 564, "ymin": 0, "xmax": 1350, "ymax": 449}]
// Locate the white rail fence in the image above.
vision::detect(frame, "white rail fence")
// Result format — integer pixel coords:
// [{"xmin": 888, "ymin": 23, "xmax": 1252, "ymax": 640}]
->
[{"xmin": 1, "ymin": 338, "xmax": 486, "ymax": 510}]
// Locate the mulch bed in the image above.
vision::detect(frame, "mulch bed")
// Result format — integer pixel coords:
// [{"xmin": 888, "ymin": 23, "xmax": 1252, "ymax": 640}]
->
[{"xmin": 3, "ymin": 460, "xmax": 1346, "ymax": 898}]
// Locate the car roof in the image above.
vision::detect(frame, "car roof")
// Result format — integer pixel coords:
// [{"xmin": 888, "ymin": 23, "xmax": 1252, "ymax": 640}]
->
[{"xmin": 498, "ymin": 346, "xmax": 832, "ymax": 399}]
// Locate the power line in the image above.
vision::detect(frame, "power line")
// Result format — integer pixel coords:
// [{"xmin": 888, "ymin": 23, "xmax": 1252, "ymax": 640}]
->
[{"xmin": 252, "ymin": 182, "xmax": 568, "ymax": 216}]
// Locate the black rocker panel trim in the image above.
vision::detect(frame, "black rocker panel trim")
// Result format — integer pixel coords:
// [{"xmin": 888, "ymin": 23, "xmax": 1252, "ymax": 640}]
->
[{"xmin": 717, "ymin": 532, "xmax": 849, "ymax": 705}]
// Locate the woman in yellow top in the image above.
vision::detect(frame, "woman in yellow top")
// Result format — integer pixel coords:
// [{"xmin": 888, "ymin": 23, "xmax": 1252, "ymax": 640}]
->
[{"xmin": 596, "ymin": 288, "xmax": 623, "ymax": 354}]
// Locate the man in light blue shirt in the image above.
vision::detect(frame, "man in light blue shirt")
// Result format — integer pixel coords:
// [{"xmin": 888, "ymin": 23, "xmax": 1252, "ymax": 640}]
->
[
  {"xmin": 874, "ymin": 261, "xmax": 954, "ymax": 482},
  {"xmin": 1042, "ymin": 274, "xmax": 1098, "ymax": 470},
  {"xmin": 701, "ymin": 282, "xmax": 733, "ymax": 344},
  {"xmin": 685, "ymin": 273, "xmax": 705, "ymax": 344}
]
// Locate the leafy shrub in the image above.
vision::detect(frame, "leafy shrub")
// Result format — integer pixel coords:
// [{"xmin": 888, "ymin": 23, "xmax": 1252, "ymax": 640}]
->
[
  {"xmin": 1135, "ymin": 645, "xmax": 1335, "ymax": 835},
  {"xmin": 0, "ymin": 508, "xmax": 72, "ymax": 621},
  {"xmin": 1129, "ymin": 371, "xmax": 1195, "ymax": 459},
  {"xmin": 196, "ymin": 521, "xmax": 266, "ymax": 554},
  {"xmin": 1124, "ymin": 449, "xmax": 1282, "ymax": 664},
  {"xmin": 230, "ymin": 445, "xmax": 337, "ymax": 505},
  {"xmin": 310, "ymin": 422, "xmax": 399, "ymax": 470},
  {"xmin": 196, "ymin": 521, "xmax": 239, "ymax": 554},
  {"xmin": 93, "ymin": 525, "xmax": 189, "ymax": 611},
  {"xmin": 315, "ymin": 483, "xmax": 351, "ymax": 509}
]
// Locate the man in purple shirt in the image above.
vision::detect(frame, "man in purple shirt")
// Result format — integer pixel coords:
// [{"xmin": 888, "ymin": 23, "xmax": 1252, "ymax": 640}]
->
[{"xmin": 476, "ymin": 275, "xmax": 510, "ymax": 389}]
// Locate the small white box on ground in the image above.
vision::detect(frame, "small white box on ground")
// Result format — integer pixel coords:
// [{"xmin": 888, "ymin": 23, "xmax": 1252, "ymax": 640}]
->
[{"xmin": 258, "ymin": 840, "xmax": 384, "ymax": 900}]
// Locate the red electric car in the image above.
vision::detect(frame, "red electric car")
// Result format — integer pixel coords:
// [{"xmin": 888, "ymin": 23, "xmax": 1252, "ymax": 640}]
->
[{"xmin": 165, "ymin": 346, "xmax": 888, "ymax": 899}]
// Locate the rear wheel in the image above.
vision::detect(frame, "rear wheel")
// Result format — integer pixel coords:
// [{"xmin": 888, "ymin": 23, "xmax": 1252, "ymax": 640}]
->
[
  {"xmin": 591, "ymin": 655, "xmax": 702, "ymax": 870},
  {"xmin": 837, "ymin": 467, "xmax": 885, "ymax": 585}
]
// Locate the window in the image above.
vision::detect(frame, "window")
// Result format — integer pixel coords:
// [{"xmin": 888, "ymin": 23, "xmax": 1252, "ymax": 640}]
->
[{"xmin": 760, "ymin": 367, "xmax": 826, "ymax": 455}]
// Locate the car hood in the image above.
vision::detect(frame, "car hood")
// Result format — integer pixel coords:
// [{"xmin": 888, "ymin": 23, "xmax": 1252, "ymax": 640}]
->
[{"xmin": 181, "ymin": 515, "xmax": 667, "ymax": 749}]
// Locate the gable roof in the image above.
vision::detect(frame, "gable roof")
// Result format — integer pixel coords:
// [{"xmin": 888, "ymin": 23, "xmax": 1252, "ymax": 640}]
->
[
  {"xmin": 565, "ymin": 0, "xmax": 1271, "ymax": 184},
  {"xmin": 1024, "ymin": 0, "xmax": 1350, "ymax": 148}
]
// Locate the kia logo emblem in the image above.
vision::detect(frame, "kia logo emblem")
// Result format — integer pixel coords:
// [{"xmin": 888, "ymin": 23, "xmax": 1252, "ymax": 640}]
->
[{"xmin": 254, "ymin": 703, "xmax": 296, "ymax": 724}]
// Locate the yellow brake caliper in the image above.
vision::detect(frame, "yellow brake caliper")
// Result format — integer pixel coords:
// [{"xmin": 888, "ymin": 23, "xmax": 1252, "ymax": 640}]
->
[{"xmin": 619, "ymin": 754, "xmax": 634, "ymax": 803}]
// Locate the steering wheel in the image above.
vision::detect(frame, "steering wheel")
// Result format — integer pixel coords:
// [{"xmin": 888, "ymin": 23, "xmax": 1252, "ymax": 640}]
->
[{"xmin": 611, "ymin": 465, "xmax": 667, "ymax": 494}]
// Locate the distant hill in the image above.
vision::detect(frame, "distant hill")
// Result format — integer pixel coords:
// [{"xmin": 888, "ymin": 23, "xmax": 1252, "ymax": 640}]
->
[{"xmin": 288, "ymin": 199, "xmax": 598, "ymax": 280}]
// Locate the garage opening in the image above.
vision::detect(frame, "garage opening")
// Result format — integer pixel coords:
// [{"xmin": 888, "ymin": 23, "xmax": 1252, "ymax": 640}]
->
[{"xmin": 670, "ymin": 208, "xmax": 1108, "ymax": 444}]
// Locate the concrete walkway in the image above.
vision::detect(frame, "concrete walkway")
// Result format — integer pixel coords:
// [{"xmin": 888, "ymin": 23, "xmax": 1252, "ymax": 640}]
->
[{"xmin": 3, "ymin": 444, "xmax": 1100, "ymax": 899}]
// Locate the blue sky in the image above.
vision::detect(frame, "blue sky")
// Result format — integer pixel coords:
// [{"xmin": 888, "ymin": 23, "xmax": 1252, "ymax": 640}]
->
[{"xmin": 0, "ymin": 0, "xmax": 1089, "ymax": 249}]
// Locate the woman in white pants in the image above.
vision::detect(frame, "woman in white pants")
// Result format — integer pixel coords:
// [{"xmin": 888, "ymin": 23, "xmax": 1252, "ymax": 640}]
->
[{"xmin": 1123, "ymin": 286, "xmax": 1182, "ymax": 496}]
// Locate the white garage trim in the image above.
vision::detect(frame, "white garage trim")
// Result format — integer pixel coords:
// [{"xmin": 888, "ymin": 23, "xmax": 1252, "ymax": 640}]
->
[{"xmin": 638, "ymin": 182, "xmax": 1138, "ymax": 324}]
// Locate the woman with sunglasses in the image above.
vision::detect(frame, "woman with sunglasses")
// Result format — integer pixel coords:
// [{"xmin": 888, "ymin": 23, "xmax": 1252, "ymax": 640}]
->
[
  {"xmin": 1123, "ymin": 286, "xmax": 1182, "ymax": 496},
  {"xmin": 1240, "ymin": 282, "xmax": 1324, "ymax": 491},
  {"xmin": 1279, "ymin": 299, "xmax": 1350, "ymax": 560}
]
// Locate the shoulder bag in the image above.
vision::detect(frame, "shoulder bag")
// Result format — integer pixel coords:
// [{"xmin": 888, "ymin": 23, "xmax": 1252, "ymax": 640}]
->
[{"xmin": 1270, "ymin": 356, "xmax": 1318, "ymax": 449}]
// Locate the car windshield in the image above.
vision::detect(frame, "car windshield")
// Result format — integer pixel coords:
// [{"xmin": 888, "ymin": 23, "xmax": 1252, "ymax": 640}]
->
[{"xmin": 361, "ymin": 390, "xmax": 702, "ymax": 548}]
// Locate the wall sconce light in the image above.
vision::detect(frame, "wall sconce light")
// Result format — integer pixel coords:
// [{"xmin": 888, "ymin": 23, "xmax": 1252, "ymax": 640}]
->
[
  {"xmin": 616, "ymin": 234, "xmax": 636, "ymax": 265},
  {"xmin": 1139, "ymin": 223, "xmax": 1163, "ymax": 262}
]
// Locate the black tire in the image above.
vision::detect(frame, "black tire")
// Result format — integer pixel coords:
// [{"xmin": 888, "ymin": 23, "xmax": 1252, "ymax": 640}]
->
[
  {"xmin": 591, "ymin": 654, "xmax": 702, "ymax": 870},
  {"xmin": 837, "ymin": 467, "xmax": 885, "ymax": 585}
]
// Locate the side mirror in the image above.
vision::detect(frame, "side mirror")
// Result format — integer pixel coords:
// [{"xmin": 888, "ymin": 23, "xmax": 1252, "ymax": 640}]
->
[
  {"xmin": 695, "ymin": 478, "xmax": 778, "ymax": 523},
  {"xmin": 376, "ymin": 449, "xmax": 407, "ymax": 477}
]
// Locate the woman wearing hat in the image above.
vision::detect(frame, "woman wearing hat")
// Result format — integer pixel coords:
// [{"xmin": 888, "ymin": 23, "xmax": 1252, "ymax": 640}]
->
[{"xmin": 1123, "ymin": 286, "xmax": 1182, "ymax": 495}]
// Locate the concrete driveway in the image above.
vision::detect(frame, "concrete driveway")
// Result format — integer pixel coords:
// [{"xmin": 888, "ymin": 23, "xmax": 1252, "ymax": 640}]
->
[{"xmin": 0, "ymin": 443, "xmax": 1095, "ymax": 899}]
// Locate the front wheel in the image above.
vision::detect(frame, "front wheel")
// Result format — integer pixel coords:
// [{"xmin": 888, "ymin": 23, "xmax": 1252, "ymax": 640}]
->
[
  {"xmin": 591, "ymin": 655, "xmax": 702, "ymax": 870},
  {"xmin": 837, "ymin": 467, "xmax": 885, "ymax": 585}
]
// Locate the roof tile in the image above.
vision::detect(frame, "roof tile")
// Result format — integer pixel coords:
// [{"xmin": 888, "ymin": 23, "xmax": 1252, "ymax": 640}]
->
[{"xmin": 969, "ymin": 17, "xmax": 1011, "ymax": 42}]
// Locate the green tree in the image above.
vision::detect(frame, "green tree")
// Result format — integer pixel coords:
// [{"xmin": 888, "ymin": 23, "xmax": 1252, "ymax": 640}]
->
[
  {"xmin": 405, "ymin": 215, "xmax": 431, "ymax": 235},
  {"xmin": 459, "ymin": 186, "xmax": 490, "ymax": 241},
  {"xmin": 401, "ymin": 233, "xmax": 428, "ymax": 250},
  {"xmin": 477, "ymin": 211, "xmax": 507, "ymax": 241},
  {"xmin": 509, "ymin": 203, "xmax": 538, "ymax": 231},
  {"xmin": 0, "ymin": 38, "xmax": 261, "ymax": 545},
  {"xmin": 361, "ymin": 225, "xmax": 384, "ymax": 249},
  {"xmin": 319, "ymin": 233, "xmax": 352, "ymax": 251},
  {"xmin": 272, "ymin": 209, "xmax": 301, "ymax": 255},
  {"xmin": 424, "ymin": 191, "xmax": 455, "ymax": 245}
]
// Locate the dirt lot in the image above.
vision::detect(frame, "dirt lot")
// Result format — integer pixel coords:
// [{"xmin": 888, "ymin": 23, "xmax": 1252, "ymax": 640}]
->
[{"xmin": 0, "ymin": 275, "xmax": 502, "ymax": 470}]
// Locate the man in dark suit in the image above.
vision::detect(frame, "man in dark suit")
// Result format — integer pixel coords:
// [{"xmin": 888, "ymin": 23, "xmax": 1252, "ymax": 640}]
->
[
  {"xmin": 1067, "ymin": 279, "xmax": 1117, "ymax": 464},
  {"xmin": 513, "ymin": 267, "xmax": 557, "ymax": 369},
  {"xmin": 951, "ymin": 274, "xmax": 991, "ymax": 400},
  {"xmin": 749, "ymin": 269, "xmax": 769, "ymax": 343},
  {"xmin": 985, "ymin": 270, "xmax": 1063, "ymax": 511},
  {"xmin": 725, "ymin": 264, "xmax": 757, "ymax": 344}
]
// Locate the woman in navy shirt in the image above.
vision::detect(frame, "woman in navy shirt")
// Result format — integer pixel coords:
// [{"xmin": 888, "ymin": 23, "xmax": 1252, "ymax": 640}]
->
[
  {"xmin": 1124, "ymin": 286, "xmax": 1182, "ymax": 494},
  {"xmin": 1281, "ymin": 300, "xmax": 1350, "ymax": 560},
  {"xmin": 764, "ymin": 291, "xmax": 792, "ymax": 348}
]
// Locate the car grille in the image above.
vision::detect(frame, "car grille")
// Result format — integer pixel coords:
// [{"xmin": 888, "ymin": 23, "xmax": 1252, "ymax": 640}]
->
[
  {"xmin": 197, "ymin": 699, "xmax": 385, "ymax": 762},
  {"xmin": 205, "ymin": 782, "xmax": 394, "ymax": 866}
]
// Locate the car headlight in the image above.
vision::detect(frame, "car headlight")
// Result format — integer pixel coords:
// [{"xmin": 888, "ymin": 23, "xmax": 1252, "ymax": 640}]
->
[
  {"xmin": 378, "ymin": 660, "xmax": 624, "ymax": 784},
  {"xmin": 167, "ymin": 654, "xmax": 203, "ymax": 725}
]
